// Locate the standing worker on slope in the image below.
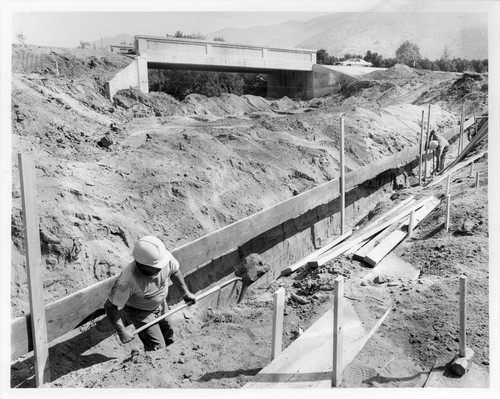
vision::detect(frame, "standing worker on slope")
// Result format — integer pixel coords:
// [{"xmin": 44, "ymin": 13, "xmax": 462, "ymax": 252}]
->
[
  {"xmin": 429, "ymin": 129, "xmax": 450, "ymax": 173},
  {"xmin": 104, "ymin": 236, "xmax": 196, "ymax": 352}
]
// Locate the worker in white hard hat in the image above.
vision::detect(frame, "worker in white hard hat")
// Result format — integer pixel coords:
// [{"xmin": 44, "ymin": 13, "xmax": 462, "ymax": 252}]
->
[{"xmin": 104, "ymin": 236, "xmax": 196, "ymax": 351}]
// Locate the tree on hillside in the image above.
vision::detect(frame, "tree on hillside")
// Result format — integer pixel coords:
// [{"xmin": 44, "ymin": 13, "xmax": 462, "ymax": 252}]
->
[
  {"xmin": 442, "ymin": 46, "xmax": 450, "ymax": 62},
  {"xmin": 79, "ymin": 40, "xmax": 90, "ymax": 49},
  {"xmin": 395, "ymin": 40, "xmax": 422, "ymax": 66},
  {"xmin": 317, "ymin": 49, "xmax": 330, "ymax": 64},
  {"xmin": 213, "ymin": 36, "xmax": 225, "ymax": 42},
  {"xmin": 343, "ymin": 53, "xmax": 363, "ymax": 60},
  {"xmin": 172, "ymin": 30, "xmax": 206, "ymax": 40},
  {"xmin": 364, "ymin": 50, "xmax": 384, "ymax": 67}
]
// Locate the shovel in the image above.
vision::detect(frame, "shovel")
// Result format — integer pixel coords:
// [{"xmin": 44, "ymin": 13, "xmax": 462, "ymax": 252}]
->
[{"xmin": 132, "ymin": 277, "xmax": 242, "ymax": 336}]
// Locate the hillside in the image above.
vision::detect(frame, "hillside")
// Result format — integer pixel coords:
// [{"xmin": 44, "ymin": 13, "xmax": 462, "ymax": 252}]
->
[{"xmin": 209, "ymin": 12, "xmax": 488, "ymax": 60}]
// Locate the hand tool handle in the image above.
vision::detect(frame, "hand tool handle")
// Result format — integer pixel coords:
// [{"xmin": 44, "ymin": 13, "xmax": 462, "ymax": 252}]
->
[{"xmin": 132, "ymin": 277, "xmax": 242, "ymax": 335}]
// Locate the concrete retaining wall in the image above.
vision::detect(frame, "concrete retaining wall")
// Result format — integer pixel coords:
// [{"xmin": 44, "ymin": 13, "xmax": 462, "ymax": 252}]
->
[{"xmin": 106, "ymin": 57, "xmax": 145, "ymax": 100}]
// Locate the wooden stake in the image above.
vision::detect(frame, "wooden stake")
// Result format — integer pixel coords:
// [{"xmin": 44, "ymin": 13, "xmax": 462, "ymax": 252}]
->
[
  {"xmin": 332, "ymin": 276, "xmax": 344, "ymax": 387},
  {"xmin": 460, "ymin": 102, "xmax": 465, "ymax": 152},
  {"xmin": 459, "ymin": 275, "xmax": 467, "ymax": 357},
  {"xmin": 271, "ymin": 288, "xmax": 286, "ymax": 360},
  {"xmin": 408, "ymin": 210, "xmax": 415, "ymax": 238},
  {"xmin": 424, "ymin": 104, "xmax": 431, "ymax": 180},
  {"xmin": 472, "ymin": 107, "xmax": 478, "ymax": 137},
  {"xmin": 446, "ymin": 174, "xmax": 451, "ymax": 196},
  {"xmin": 445, "ymin": 194, "xmax": 451, "ymax": 232},
  {"xmin": 419, "ymin": 110, "xmax": 425, "ymax": 185},
  {"xmin": 470, "ymin": 162, "xmax": 474, "ymax": 178},
  {"xmin": 475, "ymin": 171, "xmax": 480, "ymax": 188},
  {"xmin": 18, "ymin": 153, "xmax": 51, "ymax": 386},
  {"xmin": 340, "ymin": 116, "xmax": 346, "ymax": 235}
]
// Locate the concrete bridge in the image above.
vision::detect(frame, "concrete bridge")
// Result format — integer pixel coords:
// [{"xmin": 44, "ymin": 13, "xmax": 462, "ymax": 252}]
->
[{"xmin": 106, "ymin": 35, "xmax": 359, "ymax": 100}]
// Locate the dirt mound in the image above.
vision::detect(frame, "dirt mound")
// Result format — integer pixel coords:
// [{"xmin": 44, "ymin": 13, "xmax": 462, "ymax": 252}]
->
[
  {"xmin": 365, "ymin": 64, "xmax": 421, "ymax": 80},
  {"xmin": 449, "ymin": 72, "xmax": 485, "ymax": 96},
  {"xmin": 113, "ymin": 89, "xmax": 302, "ymax": 119}
]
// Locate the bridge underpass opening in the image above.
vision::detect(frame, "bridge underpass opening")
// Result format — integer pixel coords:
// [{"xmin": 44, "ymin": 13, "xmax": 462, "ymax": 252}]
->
[{"xmin": 146, "ymin": 64, "xmax": 313, "ymax": 100}]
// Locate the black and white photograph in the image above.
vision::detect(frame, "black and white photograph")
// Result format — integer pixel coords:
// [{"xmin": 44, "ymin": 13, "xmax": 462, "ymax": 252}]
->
[{"xmin": 1, "ymin": 0, "xmax": 499, "ymax": 396}]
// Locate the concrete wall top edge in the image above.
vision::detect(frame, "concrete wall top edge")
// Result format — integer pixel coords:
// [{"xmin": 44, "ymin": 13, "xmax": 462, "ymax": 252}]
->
[{"xmin": 134, "ymin": 35, "xmax": 317, "ymax": 54}]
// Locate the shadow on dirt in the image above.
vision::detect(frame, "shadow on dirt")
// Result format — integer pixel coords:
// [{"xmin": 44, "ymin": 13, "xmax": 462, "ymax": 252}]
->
[{"xmin": 11, "ymin": 317, "xmax": 116, "ymax": 388}]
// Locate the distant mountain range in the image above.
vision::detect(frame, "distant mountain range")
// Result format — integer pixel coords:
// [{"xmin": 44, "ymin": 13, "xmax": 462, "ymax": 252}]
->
[
  {"xmin": 91, "ymin": 12, "xmax": 488, "ymax": 60},
  {"xmin": 209, "ymin": 12, "xmax": 488, "ymax": 60}
]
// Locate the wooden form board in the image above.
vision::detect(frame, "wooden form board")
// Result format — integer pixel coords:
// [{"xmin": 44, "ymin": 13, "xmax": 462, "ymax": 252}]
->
[
  {"xmin": 280, "ymin": 230, "xmax": 352, "ymax": 276},
  {"xmin": 332, "ymin": 276, "xmax": 344, "ymax": 387},
  {"xmin": 364, "ymin": 197, "xmax": 441, "ymax": 267},
  {"xmin": 18, "ymin": 154, "xmax": 51, "ymax": 385},
  {"xmin": 244, "ymin": 302, "xmax": 391, "ymax": 389},
  {"xmin": 345, "ymin": 196, "xmax": 415, "ymax": 257},
  {"xmin": 11, "ymin": 120, "xmax": 474, "ymax": 361},
  {"xmin": 316, "ymin": 196, "xmax": 434, "ymax": 266},
  {"xmin": 271, "ymin": 288, "xmax": 286, "ymax": 360}
]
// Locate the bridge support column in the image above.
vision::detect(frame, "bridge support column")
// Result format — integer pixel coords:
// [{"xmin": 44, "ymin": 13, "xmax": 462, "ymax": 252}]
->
[
  {"xmin": 137, "ymin": 56, "xmax": 149, "ymax": 94},
  {"xmin": 267, "ymin": 70, "xmax": 314, "ymax": 100}
]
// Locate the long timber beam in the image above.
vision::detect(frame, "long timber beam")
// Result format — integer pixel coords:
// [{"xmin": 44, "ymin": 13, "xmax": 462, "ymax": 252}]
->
[{"xmin": 11, "ymin": 117, "xmax": 475, "ymax": 361}]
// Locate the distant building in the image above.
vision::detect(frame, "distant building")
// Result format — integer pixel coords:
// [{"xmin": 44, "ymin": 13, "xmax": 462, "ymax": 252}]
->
[{"xmin": 109, "ymin": 44, "xmax": 135, "ymax": 55}]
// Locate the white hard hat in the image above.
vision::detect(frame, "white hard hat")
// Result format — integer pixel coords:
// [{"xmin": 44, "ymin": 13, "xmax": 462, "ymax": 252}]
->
[
  {"xmin": 428, "ymin": 140, "xmax": 439, "ymax": 150},
  {"xmin": 133, "ymin": 236, "xmax": 172, "ymax": 269}
]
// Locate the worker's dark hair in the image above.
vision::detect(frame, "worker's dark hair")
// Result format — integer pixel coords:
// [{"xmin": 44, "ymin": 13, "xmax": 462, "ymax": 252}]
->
[{"xmin": 431, "ymin": 129, "xmax": 436, "ymax": 135}]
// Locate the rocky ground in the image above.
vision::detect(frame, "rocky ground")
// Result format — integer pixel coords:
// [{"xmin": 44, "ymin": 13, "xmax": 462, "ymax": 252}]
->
[{"xmin": 8, "ymin": 44, "xmax": 490, "ymax": 389}]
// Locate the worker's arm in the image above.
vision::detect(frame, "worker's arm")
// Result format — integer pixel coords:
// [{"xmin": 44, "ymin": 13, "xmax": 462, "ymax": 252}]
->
[
  {"xmin": 104, "ymin": 299, "xmax": 134, "ymax": 343},
  {"xmin": 170, "ymin": 270, "xmax": 196, "ymax": 304}
]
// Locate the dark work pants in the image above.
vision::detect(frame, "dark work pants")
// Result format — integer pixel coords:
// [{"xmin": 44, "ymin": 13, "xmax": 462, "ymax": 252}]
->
[{"xmin": 123, "ymin": 303, "xmax": 174, "ymax": 351}]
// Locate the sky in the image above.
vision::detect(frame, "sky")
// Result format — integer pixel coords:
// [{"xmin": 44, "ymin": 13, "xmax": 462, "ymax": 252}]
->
[
  {"xmin": 11, "ymin": 12, "xmax": 333, "ymax": 48},
  {"xmin": 7, "ymin": 0, "xmax": 498, "ymax": 48}
]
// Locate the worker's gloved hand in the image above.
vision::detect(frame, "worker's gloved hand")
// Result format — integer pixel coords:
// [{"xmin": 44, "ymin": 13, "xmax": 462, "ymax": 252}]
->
[
  {"xmin": 183, "ymin": 292, "xmax": 197, "ymax": 305},
  {"xmin": 118, "ymin": 329, "xmax": 134, "ymax": 344}
]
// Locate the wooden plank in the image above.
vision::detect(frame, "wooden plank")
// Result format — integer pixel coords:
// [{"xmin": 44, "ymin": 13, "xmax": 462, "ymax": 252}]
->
[
  {"xmin": 243, "ymin": 300, "xmax": 365, "ymax": 388},
  {"xmin": 332, "ymin": 276, "xmax": 344, "ymax": 387},
  {"xmin": 475, "ymin": 171, "xmax": 480, "ymax": 188},
  {"xmin": 419, "ymin": 110, "xmax": 425, "ymax": 185},
  {"xmin": 340, "ymin": 116, "xmax": 346, "ymax": 234},
  {"xmin": 353, "ymin": 225, "xmax": 396, "ymax": 261},
  {"xmin": 424, "ymin": 104, "xmax": 431, "ymax": 179},
  {"xmin": 445, "ymin": 194, "xmax": 451, "ymax": 231},
  {"xmin": 271, "ymin": 288, "xmax": 286, "ymax": 360},
  {"xmin": 446, "ymin": 174, "xmax": 451, "ymax": 196},
  {"xmin": 316, "ymin": 196, "xmax": 434, "ymax": 266},
  {"xmin": 441, "ymin": 121, "xmax": 488, "ymax": 174},
  {"xmin": 11, "ymin": 120, "xmax": 472, "ymax": 361},
  {"xmin": 349, "ymin": 196, "xmax": 416, "ymax": 257},
  {"xmin": 280, "ymin": 230, "xmax": 352, "ymax": 276},
  {"xmin": 408, "ymin": 210, "xmax": 416, "ymax": 239},
  {"xmin": 364, "ymin": 198, "xmax": 440, "ymax": 267},
  {"xmin": 459, "ymin": 276, "xmax": 467, "ymax": 357},
  {"xmin": 460, "ymin": 102, "xmax": 465, "ymax": 154},
  {"xmin": 244, "ymin": 303, "xmax": 392, "ymax": 389},
  {"xmin": 11, "ymin": 276, "xmax": 117, "ymax": 361},
  {"xmin": 18, "ymin": 153, "xmax": 51, "ymax": 386}
]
